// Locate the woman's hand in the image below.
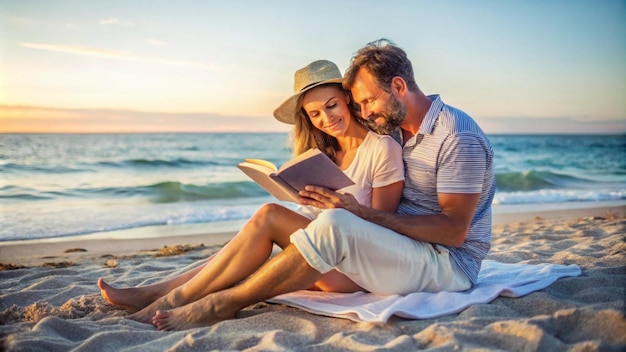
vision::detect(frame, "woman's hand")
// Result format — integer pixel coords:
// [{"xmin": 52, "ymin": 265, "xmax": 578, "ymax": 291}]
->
[{"xmin": 298, "ymin": 186, "xmax": 363, "ymax": 217}]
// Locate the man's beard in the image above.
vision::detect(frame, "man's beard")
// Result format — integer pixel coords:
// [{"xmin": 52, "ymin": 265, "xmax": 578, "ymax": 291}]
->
[{"xmin": 367, "ymin": 94, "xmax": 406, "ymax": 135}]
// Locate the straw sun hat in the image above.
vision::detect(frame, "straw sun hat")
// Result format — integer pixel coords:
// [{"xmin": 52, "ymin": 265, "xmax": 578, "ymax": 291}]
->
[{"xmin": 273, "ymin": 60, "xmax": 344, "ymax": 124}]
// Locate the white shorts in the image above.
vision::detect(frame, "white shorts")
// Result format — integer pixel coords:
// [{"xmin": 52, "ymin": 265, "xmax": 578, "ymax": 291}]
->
[{"xmin": 290, "ymin": 209, "xmax": 471, "ymax": 295}]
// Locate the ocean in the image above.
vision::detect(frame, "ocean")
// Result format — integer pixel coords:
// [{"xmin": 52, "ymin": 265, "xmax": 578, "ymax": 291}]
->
[{"xmin": 1, "ymin": 133, "xmax": 625, "ymax": 242}]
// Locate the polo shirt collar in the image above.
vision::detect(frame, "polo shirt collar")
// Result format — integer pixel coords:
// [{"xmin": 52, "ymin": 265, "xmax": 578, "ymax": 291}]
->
[{"xmin": 418, "ymin": 95, "xmax": 444, "ymax": 135}]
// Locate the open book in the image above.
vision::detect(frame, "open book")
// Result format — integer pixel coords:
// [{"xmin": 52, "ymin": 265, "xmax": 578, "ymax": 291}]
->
[{"xmin": 238, "ymin": 148, "xmax": 354, "ymax": 203}]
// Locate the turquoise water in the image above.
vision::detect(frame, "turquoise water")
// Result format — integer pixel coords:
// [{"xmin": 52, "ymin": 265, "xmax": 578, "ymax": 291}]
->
[{"xmin": 1, "ymin": 133, "xmax": 624, "ymax": 241}]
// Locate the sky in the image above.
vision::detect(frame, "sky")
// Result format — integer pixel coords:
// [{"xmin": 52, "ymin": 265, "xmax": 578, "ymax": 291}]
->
[{"xmin": 1, "ymin": 0, "xmax": 625, "ymax": 134}]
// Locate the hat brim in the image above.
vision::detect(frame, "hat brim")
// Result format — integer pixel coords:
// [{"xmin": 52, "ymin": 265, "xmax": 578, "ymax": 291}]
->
[{"xmin": 273, "ymin": 78, "xmax": 344, "ymax": 125}]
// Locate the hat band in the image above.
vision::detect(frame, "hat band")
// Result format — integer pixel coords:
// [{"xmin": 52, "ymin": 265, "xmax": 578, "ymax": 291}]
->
[{"xmin": 298, "ymin": 81, "xmax": 321, "ymax": 93}]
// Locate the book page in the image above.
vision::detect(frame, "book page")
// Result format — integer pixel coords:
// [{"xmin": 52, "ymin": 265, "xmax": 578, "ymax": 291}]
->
[
  {"xmin": 243, "ymin": 158, "xmax": 278, "ymax": 172},
  {"xmin": 237, "ymin": 162, "xmax": 299, "ymax": 202}
]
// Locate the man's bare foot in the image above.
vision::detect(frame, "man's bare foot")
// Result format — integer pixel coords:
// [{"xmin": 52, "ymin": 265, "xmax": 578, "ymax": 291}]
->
[
  {"xmin": 152, "ymin": 295, "xmax": 237, "ymax": 331},
  {"xmin": 98, "ymin": 278, "xmax": 156, "ymax": 312}
]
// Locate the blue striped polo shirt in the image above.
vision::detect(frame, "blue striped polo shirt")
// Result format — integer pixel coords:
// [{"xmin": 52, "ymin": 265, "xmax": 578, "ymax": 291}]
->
[{"xmin": 397, "ymin": 95, "xmax": 495, "ymax": 284}]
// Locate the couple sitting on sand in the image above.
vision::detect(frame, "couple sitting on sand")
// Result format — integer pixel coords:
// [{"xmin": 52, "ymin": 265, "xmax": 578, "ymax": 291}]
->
[{"xmin": 98, "ymin": 38, "xmax": 496, "ymax": 331}]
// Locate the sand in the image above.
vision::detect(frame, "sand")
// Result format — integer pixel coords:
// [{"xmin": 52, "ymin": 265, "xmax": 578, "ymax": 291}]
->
[{"xmin": 1, "ymin": 203, "xmax": 625, "ymax": 351}]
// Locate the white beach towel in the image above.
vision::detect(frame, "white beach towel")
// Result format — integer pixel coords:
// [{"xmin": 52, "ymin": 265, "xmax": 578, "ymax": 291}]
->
[{"xmin": 269, "ymin": 260, "xmax": 582, "ymax": 323}]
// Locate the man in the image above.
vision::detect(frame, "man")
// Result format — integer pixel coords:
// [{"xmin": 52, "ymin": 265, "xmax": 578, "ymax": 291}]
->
[
  {"xmin": 151, "ymin": 39, "xmax": 495, "ymax": 330},
  {"xmin": 295, "ymin": 38, "xmax": 495, "ymax": 295}
]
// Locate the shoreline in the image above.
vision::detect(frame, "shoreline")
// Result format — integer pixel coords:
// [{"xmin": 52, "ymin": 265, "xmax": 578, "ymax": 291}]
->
[
  {"xmin": 3, "ymin": 200, "xmax": 625, "ymax": 244},
  {"xmin": 0, "ymin": 201, "xmax": 624, "ymax": 267}
]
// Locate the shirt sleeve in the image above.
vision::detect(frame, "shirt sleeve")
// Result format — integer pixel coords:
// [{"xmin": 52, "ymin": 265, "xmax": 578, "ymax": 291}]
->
[
  {"xmin": 437, "ymin": 132, "xmax": 487, "ymax": 194},
  {"xmin": 372, "ymin": 135, "xmax": 405, "ymax": 188}
]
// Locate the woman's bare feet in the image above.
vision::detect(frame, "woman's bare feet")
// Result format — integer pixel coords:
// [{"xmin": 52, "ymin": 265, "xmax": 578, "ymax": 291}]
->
[
  {"xmin": 126, "ymin": 293, "xmax": 179, "ymax": 324},
  {"xmin": 152, "ymin": 294, "xmax": 237, "ymax": 331},
  {"xmin": 98, "ymin": 278, "xmax": 158, "ymax": 312}
]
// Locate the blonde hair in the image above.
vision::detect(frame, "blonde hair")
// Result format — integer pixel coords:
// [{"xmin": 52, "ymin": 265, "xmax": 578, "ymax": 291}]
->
[{"xmin": 290, "ymin": 83, "xmax": 361, "ymax": 162}]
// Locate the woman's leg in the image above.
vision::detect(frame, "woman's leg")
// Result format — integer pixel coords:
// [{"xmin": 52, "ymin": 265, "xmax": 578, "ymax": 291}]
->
[
  {"xmin": 127, "ymin": 203, "xmax": 311, "ymax": 323},
  {"xmin": 310, "ymin": 269, "xmax": 364, "ymax": 293},
  {"xmin": 98, "ymin": 258, "xmax": 211, "ymax": 312},
  {"xmin": 100, "ymin": 204, "xmax": 363, "ymax": 314},
  {"xmin": 153, "ymin": 244, "xmax": 323, "ymax": 331}
]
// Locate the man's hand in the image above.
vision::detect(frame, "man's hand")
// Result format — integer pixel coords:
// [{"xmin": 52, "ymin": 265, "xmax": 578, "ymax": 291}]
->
[{"xmin": 298, "ymin": 186, "xmax": 363, "ymax": 217}]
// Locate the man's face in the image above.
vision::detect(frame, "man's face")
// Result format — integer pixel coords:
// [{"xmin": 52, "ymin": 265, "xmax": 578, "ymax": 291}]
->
[{"xmin": 351, "ymin": 68, "xmax": 406, "ymax": 135}]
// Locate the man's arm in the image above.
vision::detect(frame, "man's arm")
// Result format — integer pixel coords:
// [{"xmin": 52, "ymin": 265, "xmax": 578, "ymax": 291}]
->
[
  {"xmin": 357, "ymin": 192, "xmax": 479, "ymax": 247},
  {"xmin": 299, "ymin": 187, "xmax": 480, "ymax": 247}
]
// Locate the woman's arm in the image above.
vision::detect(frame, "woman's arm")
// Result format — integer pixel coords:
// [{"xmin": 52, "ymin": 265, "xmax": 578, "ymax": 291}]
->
[
  {"xmin": 369, "ymin": 134, "xmax": 405, "ymax": 212},
  {"xmin": 370, "ymin": 181, "xmax": 404, "ymax": 212}
]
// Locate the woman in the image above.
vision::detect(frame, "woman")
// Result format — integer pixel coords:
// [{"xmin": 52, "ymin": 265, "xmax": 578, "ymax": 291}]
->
[{"xmin": 98, "ymin": 60, "xmax": 404, "ymax": 329}]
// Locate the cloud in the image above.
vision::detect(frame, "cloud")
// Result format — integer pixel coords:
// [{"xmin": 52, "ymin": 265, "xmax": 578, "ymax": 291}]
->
[
  {"xmin": 99, "ymin": 18, "xmax": 133, "ymax": 26},
  {"xmin": 10, "ymin": 16, "xmax": 36, "ymax": 25},
  {"xmin": 19, "ymin": 42, "xmax": 219, "ymax": 70},
  {"xmin": 146, "ymin": 38, "xmax": 167, "ymax": 46}
]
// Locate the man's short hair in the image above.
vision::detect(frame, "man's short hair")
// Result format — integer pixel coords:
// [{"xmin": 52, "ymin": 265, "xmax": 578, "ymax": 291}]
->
[{"xmin": 343, "ymin": 38, "xmax": 419, "ymax": 93}]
